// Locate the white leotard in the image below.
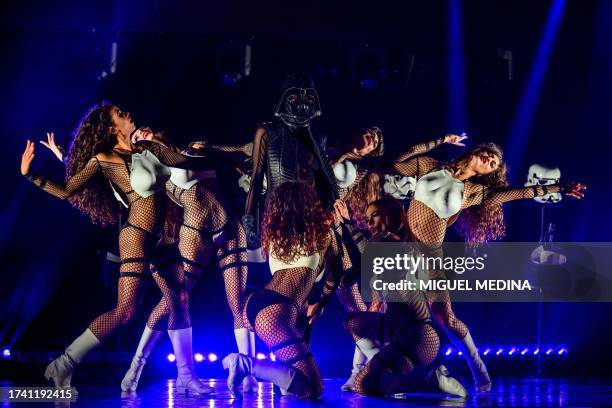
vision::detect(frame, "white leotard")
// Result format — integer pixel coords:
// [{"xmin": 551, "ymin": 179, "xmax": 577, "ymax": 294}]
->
[
  {"xmin": 130, "ymin": 150, "xmax": 171, "ymax": 198},
  {"xmin": 414, "ymin": 169, "xmax": 464, "ymax": 218},
  {"xmin": 268, "ymin": 249, "xmax": 320, "ymax": 276}
]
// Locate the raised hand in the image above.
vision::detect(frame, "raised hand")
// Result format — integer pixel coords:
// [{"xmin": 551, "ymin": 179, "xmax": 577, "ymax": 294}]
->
[
  {"xmin": 444, "ymin": 132, "xmax": 468, "ymax": 146},
  {"xmin": 39, "ymin": 132, "xmax": 64, "ymax": 162},
  {"xmin": 21, "ymin": 140, "xmax": 36, "ymax": 176},
  {"xmin": 561, "ymin": 182, "xmax": 586, "ymax": 199}
]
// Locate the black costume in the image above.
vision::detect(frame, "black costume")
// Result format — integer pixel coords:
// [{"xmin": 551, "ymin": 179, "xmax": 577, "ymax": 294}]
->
[{"xmin": 243, "ymin": 75, "xmax": 338, "ymax": 248}]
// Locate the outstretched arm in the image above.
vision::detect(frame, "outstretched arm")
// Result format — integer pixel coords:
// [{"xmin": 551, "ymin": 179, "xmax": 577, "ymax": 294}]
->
[
  {"xmin": 464, "ymin": 182, "xmax": 586, "ymax": 208},
  {"xmin": 386, "ymin": 155, "xmax": 439, "ymax": 179},
  {"xmin": 21, "ymin": 140, "xmax": 101, "ymax": 199},
  {"xmin": 393, "ymin": 133, "xmax": 468, "ymax": 162},
  {"xmin": 136, "ymin": 140, "xmax": 211, "ymax": 171}
]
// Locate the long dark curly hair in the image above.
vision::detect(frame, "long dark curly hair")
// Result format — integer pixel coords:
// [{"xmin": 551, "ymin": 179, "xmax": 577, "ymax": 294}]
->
[
  {"xmin": 262, "ymin": 181, "xmax": 330, "ymax": 263},
  {"xmin": 447, "ymin": 143, "xmax": 509, "ymax": 244},
  {"xmin": 64, "ymin": 101, "xmax": 120, "ymax": 226}
]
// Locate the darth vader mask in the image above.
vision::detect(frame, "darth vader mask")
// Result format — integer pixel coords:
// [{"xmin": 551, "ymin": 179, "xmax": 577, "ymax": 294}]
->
[{"xmin": 274, "ymin": 75, "xmax": 321, "ymax": 127}]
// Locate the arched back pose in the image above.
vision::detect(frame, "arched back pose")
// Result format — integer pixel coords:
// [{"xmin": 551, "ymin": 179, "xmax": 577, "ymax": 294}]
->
[
  {"xmin": 20, "ymin": 102, "xmax": 213, "ymax": 394},
  {"xmin": 388, "ymin": 143, "xmax": 585, "ymax": 392},
  {"xmin": 222, "ymin": 181, "xmax": 351, "ymax": 400},
  {"xmin": 343, "ymin": 197, "xmax": 467, "ymax": 397},
  {"xmin": 330, "ymin": 128, "xmax": 467, "ymax": 391},
  {"xmin": 115, "ymin": 128, "xmax": 254, "ymax": 393}
]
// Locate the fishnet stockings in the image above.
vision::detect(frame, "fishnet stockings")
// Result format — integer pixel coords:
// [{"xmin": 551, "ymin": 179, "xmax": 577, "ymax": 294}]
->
[
  {"xmin": 253, "ymin": 302, "xmax": 322, "ymax": 399},
  {"xmin": 352, "ymin": 315, "xmax": 440, "ymax": 396},
  {"xmin": 169, "ymin": 181, "xmax": 247, "ymax": 329}
]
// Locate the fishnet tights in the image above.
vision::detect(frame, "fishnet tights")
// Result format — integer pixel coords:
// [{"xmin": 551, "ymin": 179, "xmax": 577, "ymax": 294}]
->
[
  {"xmin": 253, "ymin": 300, "xmax": 322, "ymax": 399},
  {"xmin": 169, "ymin": 181, "xmax": 247, "ymax": 329},
  {"xmin": 350, "ymin": 311, "xmax": 440, "ymax": 396}
]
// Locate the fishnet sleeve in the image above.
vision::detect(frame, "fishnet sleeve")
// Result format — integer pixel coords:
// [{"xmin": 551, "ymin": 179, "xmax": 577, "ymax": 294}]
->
[
  {"xmin": 393, "ymin": 137, "xmax": 445, "ymax": 162},
  {"xmin": 463, "ymin": 183, "xmax": 562, "ymax": 208},
  {"xmin": 244, "ymin": 127, "xmax": 269, "ymax": 217},
  {"xmin": 137, "ymin": 140, "xmax": 210, "ymax": 170},
  {"xmin": 24, "ymin": 157, "xmax": 101, "ymax": 199},
  {"xmin": 387, "ymin": 156, "xmax": 439, "ymax": 179}
]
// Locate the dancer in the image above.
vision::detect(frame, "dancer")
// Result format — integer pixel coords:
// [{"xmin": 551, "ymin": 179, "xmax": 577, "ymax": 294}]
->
[
  {"xmin": 390, "ymin": 143, "xmax": 585, "ymax": 391},
  {"xmin": 123, "ymin": 128, "xmax": 256, "ymax": 392},
  {"xmin": 341, "ymin": 197, "xmax": 467, "ymax": 397},
  {"xmin": 222, "ymin": 181, "xmax": 351, "ymax": 399},
  {"xmin": 40, "ymin": 128, "xmax": 256, "ymax": 392},
  {"xmin": 243, "ymin": 74, "xmax": 338, "ymax": 249},
  {"xmin": 20, "ymin": 102, "xmax": 212, "ymax": 394},
  {"xmin": 331, "ymin": 128, "xmax": 467, "ymax": 391}
]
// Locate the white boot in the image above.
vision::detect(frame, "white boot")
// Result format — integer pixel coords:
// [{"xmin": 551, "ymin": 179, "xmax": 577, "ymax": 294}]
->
[
  {"xmin": 121, "ymin": 326, "xmax": 163, "ymax": 392},
  {"xmin": 451, "ymin": 331, "xmax": 492, "ymax": 392},
  {"xmin": 356, "ymin": 338, "xmax": 380, "ymax": 360},
  {"xmin": 44, "ymin": 329, "xmax": 100, "ymax": 389},
  {"xmin": 222, "ymin": 353, "xmax": 298, "ymax": 399},
  {"xmin": 341, "ymin": 345, "xmax": 366, "ymax": 391},
  {"xmin": 167, "ymin": 328, "xmax": 213, "ymax": 395},
  {"xmin": 234, "ymin": 328, "xmax": 258, "ymax": 392},
  {"xmin": 434, "ymin": 365, "xmax": 468, "ymax": 397}
]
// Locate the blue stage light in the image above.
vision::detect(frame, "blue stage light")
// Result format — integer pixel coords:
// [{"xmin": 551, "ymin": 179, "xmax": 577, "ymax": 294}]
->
[
  {"xmin": 2, "ymin": 348, "xmax": 10, "ymax": 358},
  {"xmin": 445, "ymin": 348, "xmax": 453, "ymax": 356},
  {"xmin": 483, "ymin": 348, "xmax": 491, "ymax": 356},
  {"xmin": 256, "ymin": 353, "xmax": 266, "ymax": 360},
  {"xmin": 167, "ymin": 353, "xmax": 176, "ymax": 362},
  {"xmin": 194, "ymin": 353, "xmax": 204, "ymax": 363},
  {"xmin": 208, "ymin": 353, "xmax": 218, "ymax": 362}
]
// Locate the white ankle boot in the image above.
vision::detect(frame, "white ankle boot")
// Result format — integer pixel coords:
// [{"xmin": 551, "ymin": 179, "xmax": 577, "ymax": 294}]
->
[
  {"xmin": 222, "ymin": 352, "xmax": 297, "ymax": 399},
  {"xmin": 434, "ymin": 365, "xmax": 468, "ymax": 397},
  {"xmin": 45, "ymin": 329, "xmax": 100, "ymax": 389},
  {"xmin": 121, "ymin": 326, "xmax": 163, "ymax": 392},
  {"xmin": 341, "ymin": 345, "xmax": 366, "ymax": 391},
  {"xmin": 453, "ymin": 331, "xmax": 492, "ymax": 392},
  {"xmin": 234, "ymin": 328, "xmax": 258, "ymax": 392},
  {"xmin": 168, "ymin": 328, "xmax": 213, "ymax": 395}
]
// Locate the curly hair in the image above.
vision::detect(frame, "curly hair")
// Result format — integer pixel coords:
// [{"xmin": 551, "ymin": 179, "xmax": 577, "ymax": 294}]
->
[
  {"xmin": 262, "ymin": 181, "xmax": 330, "ymax": 264},
  {"xmin": 448, "ymin": 143, "xmax": 509, "ymax": 244},
  {"xmin": 346, "ymin": 172, "xmax": 383, "ymax": 228},
  {"xmin": 64, "ymin": 101, "xmax": 120, "ymax": 226},
  {"xmin": 368, "ymin": 195, "xmax": 409, "ymax": 239}
]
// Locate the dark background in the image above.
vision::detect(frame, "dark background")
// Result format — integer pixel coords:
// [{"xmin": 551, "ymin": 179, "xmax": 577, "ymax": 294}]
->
[{"xmin": 1, "ymin": 0, "xmax": 611, "ymax": 380}]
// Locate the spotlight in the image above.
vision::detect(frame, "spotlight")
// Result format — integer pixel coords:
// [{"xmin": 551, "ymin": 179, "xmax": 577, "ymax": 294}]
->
[
  {"xmin": 269, "ymin": 353, "xmax": 276, "ymax": 362},
  {"xmin": 558, "ymin": 348, "xmax": 567, "ymax": 355},
  {"xmin": 521, "ymin": 348, "xmax": 529, "ymax": 355},
  {"xmin": 194, "ymin": 353, "xmax": 204, "ymax": 363},
  {"xmin": 496, "ymin": 348, "xmax": 504, "ymax": 356},
  {"xmin": 483, "ymin": 349, "xmax": 491, "ymax": 356},
  {"xmin": 445, "ymin": 348, "xmax": 453, "ymax": 356},
  {"xmin": 256, "ymin": 353, "xmax": 266, "ymax": 360},
  {"xmin": 208, "ymin": 353, "xmax": 218, "ymax": 362},
  {"xmin": 509, "ymin": 347, "xmax": 517, "ymax": 356},
  {"xmin": 534, "ymin": 348, "xmax": 540, "ymax": 355},
  {"xmin": 167, "ymin": 353, "xmax": 176, "ymax": 363},
  {"xmin": 457, "ymin": 351, "xmax": 463, "ymax": 356},
  {"xmin": 2, "ymin": 348, "xmax": 11, "ymax": 359},
  {"xmin": 546, "ymin": 349, "xmax": 553, "ymax": 355}
]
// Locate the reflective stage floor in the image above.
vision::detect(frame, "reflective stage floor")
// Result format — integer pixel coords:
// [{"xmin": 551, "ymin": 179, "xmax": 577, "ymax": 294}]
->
[{"xmin": 3, "ymin": 376, "xmax": 612, "ymax": 407}]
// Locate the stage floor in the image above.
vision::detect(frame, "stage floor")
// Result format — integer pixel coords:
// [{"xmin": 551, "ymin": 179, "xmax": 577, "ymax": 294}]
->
[{"xmin": 3, "ymin": 376, "xmax": 612, "ymax": 407}]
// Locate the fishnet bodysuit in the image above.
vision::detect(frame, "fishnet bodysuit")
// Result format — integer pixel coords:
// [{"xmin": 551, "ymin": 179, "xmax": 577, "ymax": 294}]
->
[
  {"xmin": 334, "ymin": 138, "xmax": 445, "ymax": 313},
  {"xmin": 399, "ymin": 155, "xmax": 562, "ymax": 339},
  {"xmin": 167, "ymin": 179, "xmax": 248, "ymax": 329},
  {"xmin": 242, "ymin": 229, "xmax": 351, "ymax": 399},
  {"xmin": 341, "ymin": 233, "xmax": 439, "ymax": 396},
  {"xmin": 27, "ymin": 152, "xmax": 166, "ymax": 341}
]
